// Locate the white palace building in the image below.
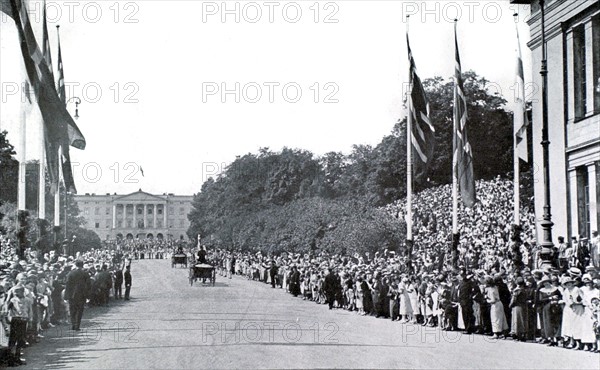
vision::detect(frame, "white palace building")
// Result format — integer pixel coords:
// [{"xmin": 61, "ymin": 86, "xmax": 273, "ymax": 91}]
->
[
  {"xmin": 73, "ymin": 190, "xmax": 193, "ymax": 241},
  {"xmin": 519, "ymin": 0, "xmax": 599, "ymax": 240}
]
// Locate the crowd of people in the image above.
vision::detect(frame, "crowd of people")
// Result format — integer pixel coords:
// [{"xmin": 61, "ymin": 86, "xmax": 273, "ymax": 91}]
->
[
  {"xmin": 199, "ymin": 178, "xmax": 600, "ymax": 353},
  {"xmin": 0, "ymin": 235, "xmax": 133, "ymax": 367}
]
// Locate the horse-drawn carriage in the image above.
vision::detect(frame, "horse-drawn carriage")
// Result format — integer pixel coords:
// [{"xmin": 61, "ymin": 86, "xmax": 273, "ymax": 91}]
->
[
  {"xmin": 171, "ymin": 253, "xmax": 188, "ymax": 268},
  {"xmin": 189, "ymin": 263, "xmax": 216, "ymax": 286}
]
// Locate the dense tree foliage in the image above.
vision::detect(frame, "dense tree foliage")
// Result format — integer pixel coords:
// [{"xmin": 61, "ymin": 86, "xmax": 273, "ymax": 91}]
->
[{"xmin": 0, "ymin": 130, "xmax": 18, "ymax": 205}]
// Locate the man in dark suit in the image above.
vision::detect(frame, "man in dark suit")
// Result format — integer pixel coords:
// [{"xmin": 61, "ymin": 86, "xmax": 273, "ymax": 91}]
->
[
  {"xmin": 458, "ymin": 272, "xmax": 477, "ymax": 334},
  {"xmin": 64, "ymin": 260, "xmax": 91, "ymax": 331},
  {"xmin": 114, "ymin": 267, "xmax": 124, "ymax": 299},
  {"xmin": 124, "ymin": 265, "xmax": 132, "ymax": 300},
  {"xmin": 269, "ymin": 260, "xmax": 278, "ymax": 288},
  {"xmin": 323, "ymin": 267, "xmax": 339, "ymax": 310}
]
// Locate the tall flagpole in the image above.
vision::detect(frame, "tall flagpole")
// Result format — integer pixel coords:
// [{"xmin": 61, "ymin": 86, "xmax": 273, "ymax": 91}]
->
[
  {"xmin": 18, "ymin": 111, "xmax": 27, "ymax": 212},
  {"xmin": 17, "ymin": 89, "xmax": 28, "ymax": 260},
  {"xmin": 406, "ymin": 15, "xmax": 413, "ymax": 243}
]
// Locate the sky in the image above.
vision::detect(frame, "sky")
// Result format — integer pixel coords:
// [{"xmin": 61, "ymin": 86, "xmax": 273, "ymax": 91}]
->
[{"xmin": 1, "ymin": 0, "xmax": 533, "ymax": 196}]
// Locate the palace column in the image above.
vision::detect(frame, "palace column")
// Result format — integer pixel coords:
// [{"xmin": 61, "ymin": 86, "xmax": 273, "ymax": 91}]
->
[
  {"xmin": 588, "ymin": 164, "xmax": 598, "ymax": 234},
  {"xmin": 133, "ymin": 204, "xmax": 137, "ymax": 230},
  {"xmin": 153, "ymin": 204, "xmax": 157, "ymax": 229},
  {"xmin": 163, "ymin": 203, "xmax": 167, "ymax": 229},
  {"xmin": 112, "ymin": 204, "xmax": 117, "ymax": 229},
  {"xmin": 143, "ymin": 204, "xmax": 148, "ymax": 230}
]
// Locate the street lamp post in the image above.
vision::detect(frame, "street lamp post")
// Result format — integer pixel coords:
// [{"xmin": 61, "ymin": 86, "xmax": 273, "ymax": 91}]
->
[{"xmin": 537, "ymin": 0, "xmax": 554, "ymax": 266}]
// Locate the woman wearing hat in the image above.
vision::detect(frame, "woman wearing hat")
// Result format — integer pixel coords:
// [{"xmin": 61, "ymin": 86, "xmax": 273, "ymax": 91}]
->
[
  {"xmin": 485, "ymin": 278, "xmax": 508, "ymax": 339},
  {"xmin": 580, "ymin": 274, "xmax": 599, "ymax": 351},
  {"xmin": 560, "ymin": 275, "xmax": 585, "ymax": 349},
  {"xmin": 538, "ymin": 277, "xmax": 562, "ymax": 346},
  {"xmin": 509, "ymin": 277, "xmax": 528, "ymax": 341}
]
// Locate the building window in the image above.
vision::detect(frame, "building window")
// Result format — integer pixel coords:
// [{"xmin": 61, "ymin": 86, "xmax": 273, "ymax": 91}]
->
[
  {"xmin": 84, "ymin": 208, "xmax": 89, "ymax": 215},
  {"xmin": 127, "ymin": 220, "xmax": 132, "ymax": 228},
  {"xmin": 95, "ymin": 222, "xmax": 100, "ymax": 229},
  {"xmin": 137, "ymin": 208, "xmax": 142, "ymax": 215},
  {"xmin": 179, "ymin": 207, "xmax": 184, "ymax": 215},
  {"xmin": 118, "ymin": 220, "xmax": 123, "ymax": 228},
  {"xmin": 169, "ymin": 207, "xmax": 174, "ymax": 215},
  {"xmin": 148, "ymin": 208, "xmax": 153, "ymax": 214},
  {"xmin": 105, "ymin": 207, "xmax": 110, "ymax": 215},
  {"xmin": 593, "ymin": 15, "xmax": 600, "ymax": 112},
  {"xmin": 576, "ymin": 166, "xmax": 590, "ymax": 239},
  {"xmin": 158, "ymin": 208, "xmax": 163, "ymax": 215},
  {"xmin": 573, "ymin": 25, "xmax": 587, "ymax": 119}
]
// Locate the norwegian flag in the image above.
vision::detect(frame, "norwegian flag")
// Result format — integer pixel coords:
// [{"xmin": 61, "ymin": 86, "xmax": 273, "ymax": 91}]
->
[
  {"xmin": 452, "ymin": 22, "xmax": 476, "ymax": 208},
  {"xmin": 407, "ymin": 32, "xmax": 435, "ymax": 182},
  {"xmin": 514, "ymin": 24, "xmax": 529, "ymax": 163}
]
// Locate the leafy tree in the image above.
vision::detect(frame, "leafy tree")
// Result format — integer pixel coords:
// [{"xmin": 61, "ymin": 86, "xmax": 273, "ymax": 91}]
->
[{"xmin": 0, "ymin": 130, "xmax": 18, "ymax": 205}]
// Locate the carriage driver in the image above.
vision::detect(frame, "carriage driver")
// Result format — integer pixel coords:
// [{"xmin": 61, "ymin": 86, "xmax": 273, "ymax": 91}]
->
[{"xmin": 197, "ymin": 246, "xmax": 207, "ymax": 264}]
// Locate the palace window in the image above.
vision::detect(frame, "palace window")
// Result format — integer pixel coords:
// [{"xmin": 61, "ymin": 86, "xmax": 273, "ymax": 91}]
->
[
  {"xmin": 105, "ymin": 207, "xmax": 110, "ymax": 215},
  {"xmin": 576, "ymin": 166, "xmax": 590, "ymax": 238},
  {"xmin": 158, "ymin": 209, "xmax": 163, "ymax": 215},
  {"xmin": 137, "ymin": 208, "xmax": 142, "ymax": 215},
  {"xmin": 593, "ymin": 15, "xmax": 600, "ymax": 112},
  {"xmin": 573, "ymin": 25, "xmax": 587, "ymax": 119},
  {"xmin": 95, "ymin": 222, "xmax": 100, "ymax": 229}
]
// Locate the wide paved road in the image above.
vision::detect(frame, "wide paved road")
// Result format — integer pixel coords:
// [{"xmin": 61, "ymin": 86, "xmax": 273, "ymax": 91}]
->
[{"xmin": 23, "ymin": 260, "xmax": 599, "ymax": 369}]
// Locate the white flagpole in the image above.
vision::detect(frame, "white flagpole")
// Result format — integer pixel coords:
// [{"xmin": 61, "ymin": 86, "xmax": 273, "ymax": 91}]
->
[
  {"xmin": 54, "ymin": 146, "xmax": 61, "ymax": 228},
  {"xmin": 39, "ymin": 123, "xmax": 46, "ymax": 219},
  {"xmin": 18, "ymin": 110, "xmax": 27, "ymax": 211},
  {"xmin": 406, "ymin": 16, "xmax": 413, "ymax": 242}
]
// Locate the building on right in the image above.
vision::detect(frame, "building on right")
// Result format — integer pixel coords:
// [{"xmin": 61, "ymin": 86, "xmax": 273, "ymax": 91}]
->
[{"xmin": 515, "ymin": 0, "xmax": 599, "ymax": 242}]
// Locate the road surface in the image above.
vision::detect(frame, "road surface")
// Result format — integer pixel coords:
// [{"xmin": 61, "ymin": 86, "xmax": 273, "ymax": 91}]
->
[{"xmin": 23, "ymin": 260, "xmax": 599, "ymax": 369}]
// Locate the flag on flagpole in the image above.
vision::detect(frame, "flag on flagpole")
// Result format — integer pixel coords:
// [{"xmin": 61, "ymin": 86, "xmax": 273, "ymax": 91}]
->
[
  {"xmin": 407, "ymin": 33, "xmax": 435, "ymax": 182},
  {"xmin": 514, "ymin": 24, "xmax": 528, "ymax": 163},
  {"xmin": 453, "ymin": 22, "xmax": 476, "ymax": 208},
  {"xmin": 3, "ymin": 0, "xmax": 85, "ymax": 194},
  {"xmin": 42, "ymin": 0, "xmax": 53, "ymax": 82},
  {"xmin": 56, "ymin": 25, "xmax": 80, "ymax": 193}
]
